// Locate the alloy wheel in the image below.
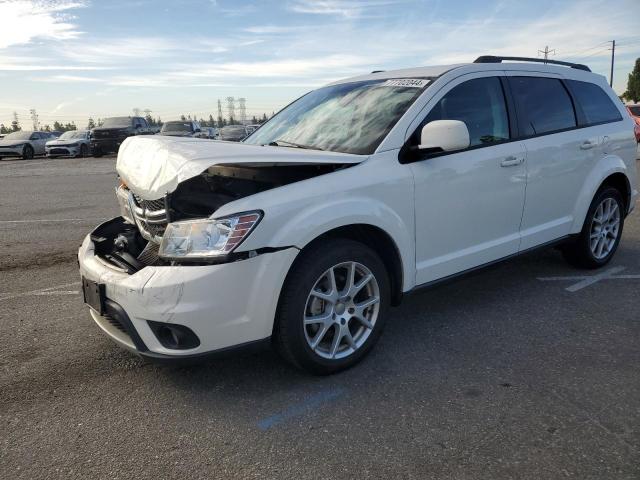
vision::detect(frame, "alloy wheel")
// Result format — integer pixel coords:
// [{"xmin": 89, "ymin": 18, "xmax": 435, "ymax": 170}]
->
[
  {"xmin": 304, "ymin": 261, "xmax": 380, "ymax": 360},
  {"xmin": 589, "ymin": 197, "xmax": 621, "ymax": 260}
]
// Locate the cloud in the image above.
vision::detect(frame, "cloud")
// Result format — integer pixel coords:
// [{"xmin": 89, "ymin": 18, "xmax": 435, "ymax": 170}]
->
[
  {"xmin": 0, "ymin": 0, "xmax": 87, "ymax": 49},
  {"xmin": 288, "ymin": 0, "xmax": 407, "ymax": 18},
  {"xmin": 30, "ymin": 74, "xmax": 102, "ymax": 82}
]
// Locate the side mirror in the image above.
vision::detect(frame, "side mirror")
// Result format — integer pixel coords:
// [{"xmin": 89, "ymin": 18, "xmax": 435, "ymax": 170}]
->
[{"xmin": 419, "ymin": 120, "xmax": 470, "ymax": 152}]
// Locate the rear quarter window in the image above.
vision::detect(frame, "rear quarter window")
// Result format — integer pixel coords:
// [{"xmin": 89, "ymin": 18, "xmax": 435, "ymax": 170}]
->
[{"xmin": 566, "ymin": 80, "xmax": 623, "ymax": 126}]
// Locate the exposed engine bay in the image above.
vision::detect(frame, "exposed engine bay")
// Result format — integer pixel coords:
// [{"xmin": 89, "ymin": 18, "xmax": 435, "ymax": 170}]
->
[{"xmin": 96, "ymin": 163, "xmax": 349, "ymax": 272}]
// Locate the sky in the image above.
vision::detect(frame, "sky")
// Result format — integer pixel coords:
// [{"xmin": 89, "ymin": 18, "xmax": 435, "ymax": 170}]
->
[{"xmin": 0, "ymin": 0, "xmax": 639, "ymax": 129}]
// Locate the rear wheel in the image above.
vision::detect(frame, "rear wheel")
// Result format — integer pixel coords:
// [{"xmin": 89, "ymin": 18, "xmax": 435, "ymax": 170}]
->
[
  {"xmin": 562, "ymin": 187, "xmax": 624, "ymax": 269},
  {"xmin": 22, "ymin": 145, "xmax": 34, "ymax": 160},
  {"xmin": 274, "ymin": 239, "xmax": 390, "ymax": 375}
]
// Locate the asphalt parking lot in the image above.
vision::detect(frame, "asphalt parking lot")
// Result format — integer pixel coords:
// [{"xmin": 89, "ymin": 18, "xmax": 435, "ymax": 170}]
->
[{"xmin": 1, "ymin": 155, "xmax": 639, "ymax": 479}]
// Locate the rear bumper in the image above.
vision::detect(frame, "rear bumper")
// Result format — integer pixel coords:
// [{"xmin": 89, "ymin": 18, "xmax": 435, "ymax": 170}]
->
[{"xmin": 78, "ymin": 226, "xmax": 299, "ymax": 359}]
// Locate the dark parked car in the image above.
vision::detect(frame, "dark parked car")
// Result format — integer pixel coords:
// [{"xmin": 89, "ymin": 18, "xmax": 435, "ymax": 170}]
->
[
  {"xmin": 219, "ymin": 125, "xmax": 251, "ymax": 142},
  {"xmin": 90, "ymin": 116, "xmax": 151, "ymax": 156},
  {"xmin": 159, "ymin": 120, "xmax": 207, "ymax": 138}
]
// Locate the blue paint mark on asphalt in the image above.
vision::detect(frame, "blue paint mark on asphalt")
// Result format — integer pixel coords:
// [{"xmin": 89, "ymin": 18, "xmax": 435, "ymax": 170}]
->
[{"xmin": 257, "ymin": 387, "xmax": 346, "ymax": 430}]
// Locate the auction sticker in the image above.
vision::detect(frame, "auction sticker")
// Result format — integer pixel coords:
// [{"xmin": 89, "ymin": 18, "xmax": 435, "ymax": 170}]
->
[{"xmin": 381, "ymin": 78, "xmax": 430, "ymax": 88}]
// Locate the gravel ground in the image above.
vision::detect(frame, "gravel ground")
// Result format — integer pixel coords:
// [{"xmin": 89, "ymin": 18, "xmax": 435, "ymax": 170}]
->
[{"xmin": 1, "ymin": 155, "xmax": 639, "ymax": 479}]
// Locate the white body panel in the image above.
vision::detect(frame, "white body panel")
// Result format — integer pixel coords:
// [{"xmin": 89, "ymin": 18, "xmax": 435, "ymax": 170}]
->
[{"xmin": 78, "ymin": 60, "xmax": 638, "ymax": 358}]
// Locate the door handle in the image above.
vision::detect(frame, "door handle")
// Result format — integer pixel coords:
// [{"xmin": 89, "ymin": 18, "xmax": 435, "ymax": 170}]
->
[
  {"xmin": 500, "ymin": 155, "xmax": 524, "ymax": 167},
  {"xmin": 580, "ymin": 140, "xmax": 596, "ymax": 150}
]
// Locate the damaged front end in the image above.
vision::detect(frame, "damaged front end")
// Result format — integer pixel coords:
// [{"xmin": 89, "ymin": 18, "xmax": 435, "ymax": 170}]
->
[{"xmin": 98, "ymin": 163, "xmax": 349, "ymax": 273}]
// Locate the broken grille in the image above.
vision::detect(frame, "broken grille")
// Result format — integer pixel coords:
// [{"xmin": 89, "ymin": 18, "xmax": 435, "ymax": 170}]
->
[{"xmin": 130, "ymin": 192, "xmax": 168, "ymax": 242}]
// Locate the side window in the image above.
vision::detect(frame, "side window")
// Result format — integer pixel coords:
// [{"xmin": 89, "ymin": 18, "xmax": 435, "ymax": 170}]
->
[
  {"xmin": 30, "ymin": 132, "xmax": 40, "ymax": 140},
  {"xmin": 140, "ymin": 118, "xmax": 148, "ymax": 128},
  {"xmin": 418, "ymin": 77, "xmax": 510, "ymax": 147},
  {"xmin": 566, "ymin": 80, "xmax": 623, "ymax": 126},
  {"xmin": 509, "ymin": 77, "xmax": 576, "ymax": 136}
]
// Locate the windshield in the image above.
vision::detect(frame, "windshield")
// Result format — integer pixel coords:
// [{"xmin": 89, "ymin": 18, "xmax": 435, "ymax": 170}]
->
[
  {"xmin": 59, "ymin": 130, "xmax": 86, "ymax": 140},
  {"xmin": 161, "ymin": 122, "xmax": 193, "ymax": 133},
  {"xmin": 629, "ymin": 106, "xmax": 640, "ymax": 116},
  {"xmin": 244, "ymin": 79, "xmax": 429, "ymax": 154},
  {"xmin": 3, "ymin": 131, "xmax": 31, "ymax": 141},
  {"xmin": 101, "ymin": 117, "xmax": 131, "ymax": 128}
]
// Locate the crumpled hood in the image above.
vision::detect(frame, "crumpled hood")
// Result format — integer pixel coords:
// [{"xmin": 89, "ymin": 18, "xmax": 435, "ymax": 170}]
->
[{"xmin": 116, "ymin": 135, "xmax": 364, "ymax": 199}]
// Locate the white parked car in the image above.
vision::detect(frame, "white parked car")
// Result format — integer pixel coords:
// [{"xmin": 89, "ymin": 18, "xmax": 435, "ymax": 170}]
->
[
  {"xmin": 78, "ymin": 56, "xmax": 638, "ymax": 374},
  {"xmin": 45, "ymin": 130, "xmax": 91, "ymax": 158},
  {"xmin": 0, "ymin": 130, "xmax": 50, "ymax": 159}
]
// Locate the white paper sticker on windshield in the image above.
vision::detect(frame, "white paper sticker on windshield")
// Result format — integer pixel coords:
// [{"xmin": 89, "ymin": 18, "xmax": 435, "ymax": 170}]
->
[{"xmin": 381, "ymin": 78, "xmax": 430, "ymax": 88}]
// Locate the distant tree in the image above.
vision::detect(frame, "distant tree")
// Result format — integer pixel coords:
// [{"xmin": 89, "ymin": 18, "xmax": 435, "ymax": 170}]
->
[
  {"xmin": 64, "ymin": 122, "xmax": 76, "ymax": 131},
  {"xmin": 251, "ymin": 115, "xmax": 258, "ymax": 124},
  {"xmin": 53, "ymin": 121, "xmax": 63, "ymax": 132},
  {"xmin": 229, "ymin": 116, "xmax": 236, "ymax": 125},
  {"xmin": 42, "ymin": 124, "xmax": 51, "ymax": 132},
  {"xmin": 180, "ymin": 114, "xmax": 186, "ymax": 121},
  {"xmin": 0, "ymin": 124, "xmax": 8, "ymax": 134},
  {"xmin": 156, "ymin": 116, "xmax": 163, "ymax": 127},
  {"xmin": 623, "ymin": 58, "xmax": 640, "ymax": 103},
  {"xmin": 11, "ymin": 111, "xmax": 20, "ymax": 131},
  {"xmin": 208, "ymin": 114, "xmax": 215, "ymax": 127},
  {"xmin": 144, "ymin": 113, "xmax": 154, "ymax": 126},
  {"xmin": 261, "ymin": 113, "xmax": 268, "ymax": 123},
  {"xmin": 87, "ymin": 117, "xmax": 96, "ymax": 130}
]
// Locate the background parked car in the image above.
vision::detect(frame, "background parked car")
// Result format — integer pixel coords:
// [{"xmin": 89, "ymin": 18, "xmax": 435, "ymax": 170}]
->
[
  {"xmin": 0, "ymin": 130, "xmax": 49, "ymax": 159},
  {"xmin": 246, "ymin": 124, "xmax": 261, "ymax": 134},
  {"xmin": 219, "ymin": 124, "xmax": 251, "ymax": 141},
  {"xmin": 201, "ymin": 127, "xmax": 219, "ymax": 139},
  {"xmin": 90, "ymin": 116, "xmax": 152, "ymax": 156},
  {"xmin": 159, "ymin": 120, "xmax": 208, "ymax": 138},
  {"xmin": 45, "ymin": 130, "xmax": 91, "ymax": 158}
]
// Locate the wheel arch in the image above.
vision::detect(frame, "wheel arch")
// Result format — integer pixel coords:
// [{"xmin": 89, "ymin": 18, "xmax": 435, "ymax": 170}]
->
[
  {"xmin": 571, "ymin": 156, "xmax": 632, "ymax": 232},
  {"xmin": 298, "ymin": 224, "xmax": 405, "ymax": 306}
]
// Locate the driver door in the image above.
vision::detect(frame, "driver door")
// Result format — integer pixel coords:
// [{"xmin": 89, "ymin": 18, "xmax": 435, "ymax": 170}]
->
[
  {"xmin": 409, "ymin": 73, "xmax": 527, "ymax": 285},
  {"xmin": 31, "ymin": 133, "xmax": 47, "ymax": 154}
]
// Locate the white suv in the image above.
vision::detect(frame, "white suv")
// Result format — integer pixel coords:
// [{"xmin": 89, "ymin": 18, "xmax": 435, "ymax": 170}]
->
[{"xmin": 78, "ymin": 56, "xmax": 638, "ymax": 374}]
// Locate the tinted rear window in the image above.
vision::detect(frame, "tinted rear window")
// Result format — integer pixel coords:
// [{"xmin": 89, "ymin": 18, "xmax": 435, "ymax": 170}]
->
[
  {"xmin": 509, "ymin": 77, "xmax": 576, "ymax": 136},
  {"xmin": 566, "ymin": 80, "xmax": 622, "ymax": 125}
]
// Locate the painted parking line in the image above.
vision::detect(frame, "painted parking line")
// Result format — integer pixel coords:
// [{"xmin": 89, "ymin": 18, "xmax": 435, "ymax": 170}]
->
[
  {"xmin": 257, "ymin": 388, "xmax": 346, "ymax": 430},
  {"xmin": 0, "ymin": 218, "xmax": 107, "ymax": 224},
  {"xmin": 0, "ymin": 282, "xmax": 81, "ymax": 301},
  {"xmin": 537, "ymin": 266, "xmax": 640, "ymax": 292}
]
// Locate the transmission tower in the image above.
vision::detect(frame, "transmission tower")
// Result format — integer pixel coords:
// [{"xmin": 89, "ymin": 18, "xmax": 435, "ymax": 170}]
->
[
  {"xmin": 132, "ymin": 107, "xmax": 141, "ymax": 116},
  {"xmin": 226, "ymin": 97, "xmax": 236, "ymax": 124},
  {"xmin": 29, "ymin": 109, "xmax": 39, "ymax": 130},
  {"xmin": 238, "ymin": 98, "xmax": 247, "ymax": 125},
  {"xmin": 538, "ymin": 46, "xmax": 555, "ymax": 63}
]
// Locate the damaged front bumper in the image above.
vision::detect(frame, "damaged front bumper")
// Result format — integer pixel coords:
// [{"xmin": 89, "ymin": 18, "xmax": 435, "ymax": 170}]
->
[{"xmin": 78, "ymin": 217, "xmax": 299, "ymax": 360}]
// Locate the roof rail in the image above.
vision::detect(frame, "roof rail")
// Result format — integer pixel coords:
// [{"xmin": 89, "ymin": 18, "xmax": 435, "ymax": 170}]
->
[{"xmin": 474, "ymin": 55, "xmax": 591, "ymax": 72}]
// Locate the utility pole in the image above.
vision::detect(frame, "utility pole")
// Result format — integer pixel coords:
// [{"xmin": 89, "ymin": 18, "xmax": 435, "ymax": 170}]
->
[
  {"xmin": 609, "ymin": 40, "xmax": 616, "ymax": 87},
  {"xmin": 226, "ymin": 97, "xmax": 235, "ymax": 124},
  {"xmin": 538, "ymin": 46, "xmax": 555, "ymax": 63},
  {"xmin": 217, "ymin": 99, "xmax": 223, "ymax": 127},
  {"xmin": 238, "ymin": 98, "xmax": 247, "ymax": 125},
  {"xmin": 29, "ymin": 109, "xmax": 39, "ymax": 130}
]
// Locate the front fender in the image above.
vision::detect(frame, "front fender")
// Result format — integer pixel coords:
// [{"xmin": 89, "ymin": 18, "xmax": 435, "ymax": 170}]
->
[{"xmin": 570, "ymin": 154, "xmax": 630, "ymax": 232}]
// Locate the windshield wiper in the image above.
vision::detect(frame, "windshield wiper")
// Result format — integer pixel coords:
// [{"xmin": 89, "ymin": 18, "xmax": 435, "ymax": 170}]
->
[{"xmin": 266, "ymin": 139, "xmax": 324, "ymax": 151}]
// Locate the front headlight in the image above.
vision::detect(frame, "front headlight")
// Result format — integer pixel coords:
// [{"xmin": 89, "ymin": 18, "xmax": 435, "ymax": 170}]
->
[
  {"xmin": 115, "ymin": 185, "xmax": 134, "ymax": 224},
  {"xmin": 158, "ymin": 211, "xmax": 262, "ymax": 259}
]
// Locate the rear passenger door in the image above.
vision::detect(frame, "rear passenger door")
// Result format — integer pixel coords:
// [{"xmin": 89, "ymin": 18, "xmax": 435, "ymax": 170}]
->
[{"xmin": 507, "ymin": 74, "xmax": 595, "ymax": 250}]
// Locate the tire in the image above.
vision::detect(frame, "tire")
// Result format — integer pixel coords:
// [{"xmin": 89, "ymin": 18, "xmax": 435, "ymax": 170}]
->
[
  {"xmin": 274, "ymin": 238, "xmax": 390, "ymax": 375},
  {"xmin": 93, "ymin": 147, "xmax": 103, "ymax": 158},
  {"xmin": 22, "ymin": 145, "xmax": 34, "ymax": 160},
  {"xmin": 562, "ymin": 187, "xmax": 625, "ymax": 269},
  {"xmin": 79, "ymin": 144, "xmax": 88, "ymax": 157}
]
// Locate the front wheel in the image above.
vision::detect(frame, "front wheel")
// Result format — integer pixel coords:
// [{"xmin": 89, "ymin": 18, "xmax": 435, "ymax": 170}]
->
[
  {"xmin": 79, "ymin": 144, "xmax": 88, "ymax": 157},
  {"xmin": 22, "ymin": 145, "xmax": 34, "ymax": 160},
  {"xmin": 274, "ymin": 239, "xmax": 390, "ymax": 375},
  {"xmin": 562, "ymin": 187, "xmax": 625, "ymax": 269}
]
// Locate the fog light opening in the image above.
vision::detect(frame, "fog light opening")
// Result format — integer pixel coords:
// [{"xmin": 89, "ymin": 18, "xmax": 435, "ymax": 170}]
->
[{"xmin": 148, "ymin": 321, "xmax": 200, "ymax": 350}]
